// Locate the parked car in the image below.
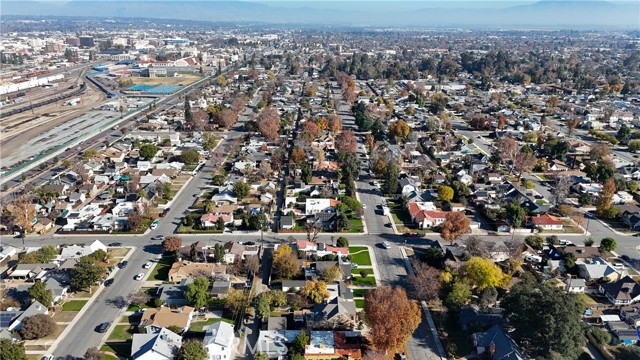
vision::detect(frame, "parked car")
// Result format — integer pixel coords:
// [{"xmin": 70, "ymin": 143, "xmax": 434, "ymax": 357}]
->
[
  {"xmin": 118, "ymin": 260, "xmax": 128, "ymax": 269},
  {"xmin": 96, "ymin": 322, "xmax": 111, "ymax": 333},
  {"xmin": 104, "ymin": 278, "xmax": 114, "ymax": 286},
  {"xmin": 381, "ymin": 241, "xmax": 391, "ymax": 249},
  {"xmin": 585, "ymin": 211, "xmax": 596, "ymax": 219},
  {"xmin": 40, "ymin": 356, "xmax": 54, "ymax": 360},
  {"xmin": 108, "ymin": 242, "xmax": 122, "ymax": 247},
  {"xmin": 362, "ymin": 204, "xmax": 367, "ymax": 209},
  {"xmin": 151, "ymin": 235, "xmax": 165, "ymax": 241},
  {"xmin": 150, "ymin": 220, "xmax": 160, "ymax": 230},
  {"xmin": 143, "ymin": 262, "xmax": 153, "ymax": 269},
  {"xmin": 134, "ymin": 273, "xmax": 144, "ymax": 281},
  {"xmin": 159, "ymin": 208, "xmax": 170, "ymax": 217}
]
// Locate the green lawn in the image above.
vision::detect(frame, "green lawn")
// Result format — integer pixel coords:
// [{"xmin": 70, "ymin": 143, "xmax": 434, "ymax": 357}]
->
[
  {"xmin": 108, "ymin": 325, "xmax": 137, "ymax": 341},
  {"xmin": 352, "ymin": 268, "xmax": 374, "ymax": 275},
  {"xmin": 101, "ymin": 342, "xmax": 131, "ymax": 359},
  {"xmin": 62, "ymin": 300, "xmax": 88, "ymax": 312},
  {"xmin": 349, "ymin": 249, "xmax": 372, "ymax": 266},
  {"xmin": 149, "ymin": 256, "xmax": 175, "ymax": 281},
  {"xmin": 190, "ymin": 318, "xmax": 235, "ymax": 333},
  {"xmin": 355, "ymin": 299, "xmax": 365, "ymax": 309},
  {"xmin": 351, "ymin": 276, "xmax": 376, "ymax": 287},
  {"xmin": 344, "ymin": 218, "xmax": 364, "ymax": 233},
  {"xmin": 349, "ymin": 246, "xmax": 368, "ymax": 253},
  {"xmin": 352, "ymin": 289, "xmax": 369, "ymax": 297}
]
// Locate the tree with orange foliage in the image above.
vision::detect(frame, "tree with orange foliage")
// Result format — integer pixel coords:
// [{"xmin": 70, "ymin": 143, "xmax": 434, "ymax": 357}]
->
[
  {"xmin": 231, "ymin": 96, "xmax": 246, "ymax": 115},
  {"xmin": 364, "ymin": 133, "xmax": 376, "ymax": 155},
  {"xmin": 389, "ymin": 119, "xmax": 410, "ymax": 143},
  {"xmin": 497, "ymin": 114, "xmax": 507, "ymax": 130},
  {"xmin": 315, "ymin": 117, "xmax": 328, "ymax": 131},
  {"xmin": 596, "ymin": 178, "xmax": 615, "ymax": 216},
  {"xmin": 290, "ymin": 147, "xmax": 305, "ymax": 165},
  {"xmin": 336, "ymin": 129, "xmax": 357, "ymax": 153},
  {"xmin": 257, "ymin": 107, "xmax": 280, "ymax": 141},
  {"xmin": 364, "ymin": 286, "xmax": 421, "ymax": 353},
  {"xmin": 567, "ymin": 118, "xmax": 580, "ymax": 137},
  {"xmin": 300, "ymin": 121, "xmax": 321, "ymax": 143},
  {"xmin": 328, "ymin": 114, "xmax": 342, "ymax": 133},
  {"xmin": 440, "ymin": 211, "xmax": 470, "ymax": 245},
  {"xmin": 218, "ymin": 109, "xmax": 237, "ymax": 129}
]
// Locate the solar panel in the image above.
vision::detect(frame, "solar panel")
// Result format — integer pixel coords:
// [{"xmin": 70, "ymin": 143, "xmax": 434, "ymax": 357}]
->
[{"xmin": 0, "ymin": 313, "xmax": 15, "ymax": 328}]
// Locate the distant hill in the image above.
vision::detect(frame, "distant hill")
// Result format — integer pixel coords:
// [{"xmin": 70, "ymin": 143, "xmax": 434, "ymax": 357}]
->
[{"xmin": 1, "ymin": 0, "xmax": 638, "ymax": 29}]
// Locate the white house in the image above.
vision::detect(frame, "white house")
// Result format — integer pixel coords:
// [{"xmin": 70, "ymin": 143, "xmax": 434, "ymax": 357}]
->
[
  {"xmin": 305, "ymin": 198, "xmax": 333, "ymax": 215},
  {"xmin": 59, "ymin": 240, "xmax": 107, "ymax": 260},
  {"xmin": 202, "ymin": 321, "xmax": 234, "ymax": 360},
  {"xmin": 131, "ymin": 327, "xmax": 182, "ymax": 360}
]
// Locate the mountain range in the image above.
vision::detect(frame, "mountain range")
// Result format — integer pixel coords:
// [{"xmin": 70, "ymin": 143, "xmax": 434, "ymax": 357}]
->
[{"xmin": 2, "ymin": 0, "xmax": 639, "ymax": 29}]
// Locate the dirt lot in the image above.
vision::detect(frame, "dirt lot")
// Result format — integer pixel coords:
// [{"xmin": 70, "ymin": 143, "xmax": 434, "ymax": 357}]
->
[{"xmin": 130, "ymin": 75, "xmax": 200, "ymax": 86}]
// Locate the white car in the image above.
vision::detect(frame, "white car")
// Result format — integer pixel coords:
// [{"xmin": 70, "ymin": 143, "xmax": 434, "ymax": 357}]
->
[
  {"xmin": 381, "ymin": 241, "xmax": 391, "ymax": 249},
  {"xmin": 143, "ymin": 262, "xmax": 153, "ymax": 269},
  {"xmin": 41, "ymin": 356, "xmax": 54, "ymax": 360},
  {"xmin": 134, "ymin": 273, "xmax": 145, "ymax": 281},
  {"xmin": 362, "ymin": 204, "xmax": 367, "ymax": 209}
]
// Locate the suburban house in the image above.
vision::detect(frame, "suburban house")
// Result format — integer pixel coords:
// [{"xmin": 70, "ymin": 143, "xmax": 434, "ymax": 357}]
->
[
  {"xmin": 311, "ymin": 282, "xmax": 357, "ymax": 327},
  {"xmin": 472, "ymin": 325, "xmax": 525, "ymax": 360},
  {"xmin": 622, "ymin": 210, "xmax": 640, "ymax": 231},
  {"xmin": 577, "ymin": 257, "xmax": 622, "ymax": 282},
  {"xmin": 527, "ymin": 214, "xmax": 563, "ymax": 231},
  {"xmin": 279, "ymin": 216, "xmax": 294, "ymax": 230},
  {"xmin": 167, "ymin": 261, "xmax": 226, "ymax": 283},
  {"xmin": 599, "ymin": 276, "xmax": 640, "ymax": 305},
  {"xmin": 256, "ymin": 330, "xmax": 302, "ymax": 358},
  {"xmin": 223, "ymin": 241, "xmax": 260, "ymax": 263},
  {"xmin": 59, "ymin": 240, "xmax": 108, "ymax": 260},
  {"xmin": 131, "ymin": 327, "xmax": 182, "ymax": 360},
  {"xmin": 295, "ymin": 239, "xmax": 348, "ymax": 257},
  {"xmin": 563, "ymin": 278, "xmax": 586, "ymax": 293},
  {"xmin": 200, "ymin": 213, "xmax": 233, "ymax": 228},
  {"xmin": 139, "ymin": 306, "xmax": 195, "ymax": 333},
  {"xmin": 157, "ymin": 279, "xmax": 192, "ymax": 307},
  {"xmin": 0, "ymin": 300, "xmax": 49, "ymax": 331},
  {"xmin": 305, "ymin": 198, "xmax": 335, "ymax": 215},
  {"xmin": 202, "ymin": 321, "xmax": 235, "ymax": 360}
]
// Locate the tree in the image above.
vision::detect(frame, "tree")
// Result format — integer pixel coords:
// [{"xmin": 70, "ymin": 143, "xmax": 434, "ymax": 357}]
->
[
  {"xmin": 589, "ymin": 327, "xmax": 611, "ymax": 346},
  {"xmin": 505, "ymin": 203, "xmax": 528, "ymax": 228},
  {"xmin": 335, "ymin": 129, "xmax": 357, "ymax": 153},
  {"xmin": 321, "ymin": 265, "xmax": 344, "ymax": 283},
  {"xmin": 290, "ymin": 147, "xmax": 305, "ymax": 165},
  {"xmin": 589, "ymin": 143, "xmax": 611, "ymax": 161},
  {"xmin": 213, "ymin": 243, "xmax": 225, "ymax": 263},
  {"xmin": 372, "ymin": 157, "xmax": 387, "ymax": 177},
  {"xmin": 629, "ymin": 140, "xmax": 640, "ymax": 153},
  {"xmin": 254, "ymin": 292, "xmax": 271, "ymax": 321},
  {"xmin": 408, "ymin": 262, "xmax": 442, "ymax": 302},
  {"xmin": 27, "ymin": 281, "xmax": 53, "ymax": 307},
  {"xmin": 0, "ymin": 339, "xmax": 26, "ymax": 360},
  {"xmin": 10, "ymin": 194, "xmax": 37, "ymax": 233},
  {"xmin": 272, "ymin": 244, "xmax": 299, "ymax": 280},
  {"xmin": 70, "ymin": 256, "xmax": 105, "ymax": 291},
  {"xmin": 185, "ymin": 277, "xmax": 210, "ymax": 309},
  {"xmin": 162, "ymin": 236, "xmax": 182, "ymax": 253},
  {"xmin": 184, "ymin": 97, "xmax": 192, "ymax": 124},
  {"xmin": 596, "ymin": 178, "xmax": 615, "ymax": 215},
  {"xmin": 128, "ymin": 290, "xmax": 150, "ymax": 308},
  {"xmin": 84, "ymin": 149, "xmax": 98, "ymax": 158},
  {"xmin": 257, "ymin": 107, "xmax": 280, "ymax": 141},
  {"xmin": 300, "ymin": 121, "xmax": 321, "ymax": 143},
  {"xmin": 84, "ymin": 347, "xmax": 104, "ymax": 360},
  {"xmin": 437, "ymin": 185, "xmax": 454, "ymax": 202},
  {"xmin": 180, "ymin": 148, "xmax": 200, "ymax": 165},
  {"xmin": 495, "ymin": 137, "xmax": 519, "ymax": 174},
  {"xmin": 364, "ymin": 286, "xmax": 421, "ymax": 353},
  {"xmin": 291, "ymin": 331, "xmax": 310, "ymax": 355},
  {"xmin": 389, "ymin": 119, "xmax": 410, "ymax": 142},
  {"xmin": 617, "ymin": 124, "xmax": 631, "ymax": 142},
  {"xmin": 364, "ymin": 133, "xmax": 376, "ymax": 154},
  {"xmin": 514, "ymin": 151, "xmax": 536, "ymax": 178},
  {"xmin": 232, "ymin": 181, "xmax": 250, "ymax": 199},
  {"xmin": 599, "ymin": 237, "xmax": 617, "ymax": 253},
  {"xmin": 269, "ymin": 290, "xmax": 287, "ymax": 308},
  {"xmin": 244, "ymin": 255, "xmax": 260, "ymax": 276},
  {"xmin": 480, "ymin": 287, "xmax": 499, "ymax": 307},
  {"xmin": 19, "ymin": 246, "xmax": 58, "ymax": 264},
  {"xmin": 440, "ymin": 212, "xmax": 470, "ymax": 245},
  {"xmin": 336, "ymin": 237, "xmax": 349, "ymax": 247},
  {"xmin": 564, "ymin": 252, "xmax": 577, "ymax": 269},
  {"xmin": 551, "ymin": 175, "xmax": 573, "ymax": 209},
  {"xmin": 177, "ymin": 340, "xmax": 208, "ymax": 360},
  {"xmin": 139, "ymin": 144, "xmax": 158, "ymax": 160},
  {"xmin": 225, "ymin": 288, "xmax": 250, "ymax": 314},
  {"xmin": 502, "ymin": 280, "xmax": 585, "ymax": 360},
  {"xmin": 462, "ymin": 257, "xmax": 510, "ymax": 291},
  {"xmin": 567, "ymin": 118, "xmax": 580, "ymax": 136},
  {"xmin": 445, "ymin": 281, "xmax": 472, "ymax": 309},
  {"xmin": 302, "ymin": 280, "xmax": 330, "ymax": 304},
  {"xmin": 254, "ymin": 352, "xmax": 269, "ymax": 360},
  {"xmin": 20, "ymin": 313, "xmax": 56, "ymax": 339},
  {"xmin": 383, "ymin": 162, "xmax": 399, "ymax": 195},
  {"xmin": 525, "ymin": 234, "xmax": 544, "ymax": 250}
]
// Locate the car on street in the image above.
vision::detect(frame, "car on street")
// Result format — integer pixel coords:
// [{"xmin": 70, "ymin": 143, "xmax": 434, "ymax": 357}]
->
[
  {"xmin": 118, "ymin": 260, "xmax": 128, "ymax": 269},
  {"xmin": 96, "ymin": 322, "xmax": 111, "ymax": 333},
  {"xmin": 559, "ymin": 239, "xmax": 573, "ymax": 245},
  {"xmin": 381, "ymin": 241, "xmax": 391, "ymax": 249},
  {"xmin": 150, "ymin": 220, "xmax": 160, "ymax": 230},
  {"xmin": 104, "ymin": 278, "xmax": 114, "ymax": 287},
  {"xmin": 159, "ymin": 208, "xmax": 170, "ymax": 217},
  {"xmin": 151, "ymin": 235, "xmax": 164, "ymax": 241},
  {"xmin": 108, "ymin": 242, "xmax": 122, "ymax": 247},
  {"xmin": 362, "ymin": 204, "xmax": 366, "ymax": 209},
  {"xmin": 134, "ymin": 273, "xmax": 145, "ymax": 281},
  {"xmin": 143, "ymin": 262, "xmax": 153, "ymax": 269},
  {"xmin": 193, "ymin": 193, "xmax": 199, "ymax": 197},
  {"xmin": 621, "ymin": 255, "xmax": 632, "ymax": 262},
  {"xmin": 585, "ymin": 211, "xmax": 596, "ymax": 219},
  {"xmin": 40, "ymin": 355, "xmax": 54, "ymax": 360}
]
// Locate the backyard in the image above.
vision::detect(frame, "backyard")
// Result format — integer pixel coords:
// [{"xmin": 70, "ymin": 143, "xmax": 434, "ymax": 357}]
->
[{"xmin": 149, "ymin": 256, "xmax": 175, "ymax": 281}]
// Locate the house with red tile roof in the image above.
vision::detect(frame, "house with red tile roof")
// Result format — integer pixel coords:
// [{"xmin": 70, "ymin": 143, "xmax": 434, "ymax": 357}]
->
[{"xmin": 527, "ymin": 214, "xmax": 563, "ymax": 231}]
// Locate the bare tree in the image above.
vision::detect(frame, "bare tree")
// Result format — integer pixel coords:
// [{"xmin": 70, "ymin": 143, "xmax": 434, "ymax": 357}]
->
[
  {"xmin": 551, "ymin": 176, "xmax": 572, "ymax": 209},
  {"xmin": 464, "ymin": 236, "xmax": 489, "ymax": 258},
  {"xmin": 305, "ymin": 220, "xmax": 323, "ymax": 242}
]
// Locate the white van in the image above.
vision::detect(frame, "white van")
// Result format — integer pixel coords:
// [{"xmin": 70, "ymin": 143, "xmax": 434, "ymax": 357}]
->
[{"xmin": 524, "ymin": 253, "xmax": 543, "ymax": 263}]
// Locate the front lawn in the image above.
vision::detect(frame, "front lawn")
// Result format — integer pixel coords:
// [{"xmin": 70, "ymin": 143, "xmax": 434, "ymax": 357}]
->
[
  {"xmin": 344, "ymin": 218, "xmax": 364, "ymax": 233},
  {"xmin": 355, "ymin": 299, "xmax": 365, "ymax": 309},
  {"xmin": 352, "ymin": 268, "xmax": 374, "ymax": 276},
  {"xmin": 349, "ymin": 248, "xmax": 372, "ymax": 266},
  {"xmin": 62, "ymin": 300, "xmax": 88, "ymax": 312},
  {"xmin": 101, "ymin": 342, "xmax": 131, "ymax": 359},
  {"xmin": 352, "ymin": 289, "xmax": 369, "ymax": 297},
  {"xmin": 149, "ymin": 256, "xmax": 175, "ymax": 281},
  {"xmin": 108, "ymin": 325, "xmax": 137, "ymax": 341},
  {"xmin": 351, "ymin": 276, "xmax": 376, "ymax": 287}
]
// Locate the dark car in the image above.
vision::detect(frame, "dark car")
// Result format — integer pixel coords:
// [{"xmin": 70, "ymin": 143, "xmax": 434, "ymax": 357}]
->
[
  {"xmin": 96, "ymin": 322, "xmax": 111, "ymax": 333},
  {"xmin": 118, "ymin": 260, "xmax": 128, "ymax": 269},
  {"xmin": 159, "ymin": 208, "xmax": 170, "ymax": 217},
  {"xmin": 108, "ymin": 242, "xmax": 122, "ymax": 247},
  {"xmin": 104, "ymin": 278, "xmax": 114, "ymax": 287}
]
